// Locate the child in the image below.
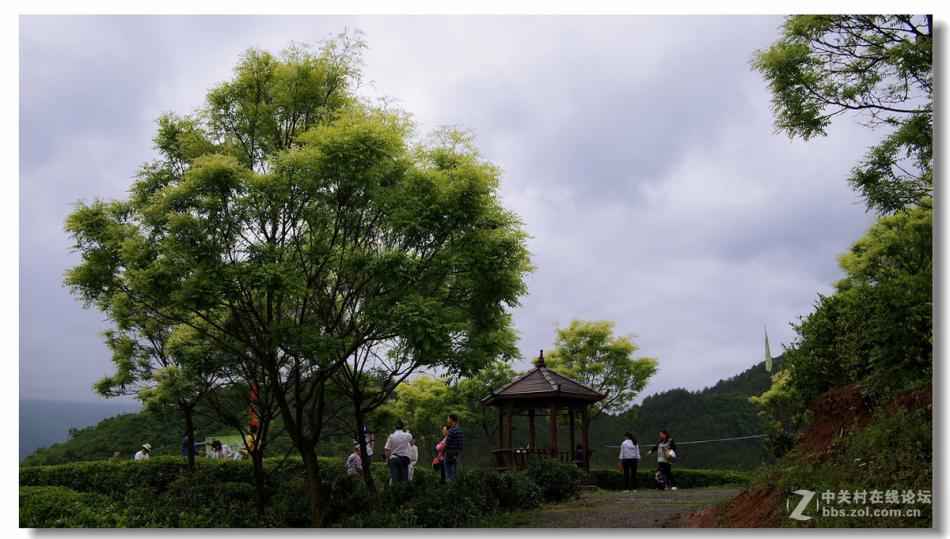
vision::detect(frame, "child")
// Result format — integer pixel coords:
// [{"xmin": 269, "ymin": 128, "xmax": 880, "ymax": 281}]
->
[
  {"xmin": 654, "ymin": 469, "xmax": 669, "ymax": 490},
  {"xmin": 572, "ymin": 444, "xmax": 584, "ymax": 467}
]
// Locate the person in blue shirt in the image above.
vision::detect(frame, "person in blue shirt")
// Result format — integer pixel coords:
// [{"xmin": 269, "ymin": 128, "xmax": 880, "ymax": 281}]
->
[{"xmin": 444, "ymin": 414, "xmax": 464, "ymax": 481}]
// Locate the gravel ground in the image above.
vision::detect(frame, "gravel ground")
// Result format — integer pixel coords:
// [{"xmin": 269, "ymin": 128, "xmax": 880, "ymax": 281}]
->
[{"xmin": 515, "ymin": 487, "xmax": 740, "ymax": 528}]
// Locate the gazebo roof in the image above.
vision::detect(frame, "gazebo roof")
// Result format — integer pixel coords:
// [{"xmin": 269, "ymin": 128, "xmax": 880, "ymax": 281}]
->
[{"xmin": 481, "ymin": 350, "xmax": 606, "ymax": 406}]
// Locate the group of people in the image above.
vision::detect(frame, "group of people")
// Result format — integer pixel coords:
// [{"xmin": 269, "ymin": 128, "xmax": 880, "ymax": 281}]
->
[
  {"xmin": 617, "ymin": 429, "xmax": 678, "ymax": 492},
  {"xmin": 116, "ymin": 425, "xmax": 259, "ymax": 462},
  {"xmin": 346, "ymin": 414, "xmax": 464, "ymax": 485}
]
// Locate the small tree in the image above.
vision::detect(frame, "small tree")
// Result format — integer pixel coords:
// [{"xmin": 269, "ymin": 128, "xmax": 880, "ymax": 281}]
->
[{"xmin": 546, "ymin": 320, "xmax": 658, "ymax": 416}]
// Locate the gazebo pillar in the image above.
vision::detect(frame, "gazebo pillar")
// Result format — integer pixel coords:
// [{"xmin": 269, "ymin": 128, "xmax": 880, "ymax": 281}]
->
[
  {"xmin": 507, "ymin": 402, "xmax": 514, "ymax": 450},
  {"xmin": 497, "ymin": 409, "xmax": 504, "ymax": 449},
  {"xmin": 549, "ymin": 403, "xmax": 558, "ymax": 458},
  {"xmin": 582, "ymin": 405, "xmax": 591, "ymax": 470},
  {"xmin": 528, "ymin": 409, "xmax": 536, "ymax": 449},
  {"xmin": 569, "ymin": 408, "xmax": 576, "ymax": 455}
]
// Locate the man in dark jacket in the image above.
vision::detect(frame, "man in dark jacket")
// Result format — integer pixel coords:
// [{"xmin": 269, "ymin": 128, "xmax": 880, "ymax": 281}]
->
[
  {"xmin": 444, "ymin": 414, "xmax": 463, "ymax": 481},
  {"xmin": 181, "ymin": 427, "xmax": 207, "ymax": 458}
]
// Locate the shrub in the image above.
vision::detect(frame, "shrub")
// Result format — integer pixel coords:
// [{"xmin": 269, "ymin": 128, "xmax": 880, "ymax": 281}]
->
[
  {"xmin": 20, "ymin": 486, "xmax": 120, "ymax": 528},
  {"xmin": 21, "ymin": 455, "xmax": 564, "ymax": 528},
  {"xmin": 494, "ymin": 470, "xmax": 542, "ymax": 510},
  {"xmin": 525, "ymin": 460, "xmax": 581, "ymax": 502}
]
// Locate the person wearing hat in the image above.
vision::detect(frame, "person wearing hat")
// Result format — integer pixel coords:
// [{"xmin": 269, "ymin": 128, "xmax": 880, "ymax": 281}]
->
[
  {"xmin": 384, "ymin": 420, "xmax": 413, "ymax": 484},
  {"xmin": 134, "ymin": 443, "xmax": 151, "ymax": 460}
]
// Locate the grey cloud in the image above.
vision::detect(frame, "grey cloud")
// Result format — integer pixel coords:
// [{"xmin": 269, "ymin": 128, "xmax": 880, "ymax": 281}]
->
[{"xmin": 21, "ymin": 15, "xmax": 879, "ymax": 403}]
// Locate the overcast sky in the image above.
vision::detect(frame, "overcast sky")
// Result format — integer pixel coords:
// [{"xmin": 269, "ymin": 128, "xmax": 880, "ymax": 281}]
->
[{"xmin": 20, "ymin": 15, "xmax": 880, "ymax": 403}]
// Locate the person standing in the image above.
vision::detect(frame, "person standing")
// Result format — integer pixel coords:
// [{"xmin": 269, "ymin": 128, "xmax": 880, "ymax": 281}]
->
[
  {"xmin": 408, "ymin": 437, "xmax": 419, "ymax": 481},
  {"xmin": 647, "ymin": 429, "xmax": 678, "ymax": 490},
  {"xmin": 181, "ymin": 428, "xmax": 206, "ymax": 458},
  {"xmin": 353, "ymin": 426, "xmax": 375, "ymax": 471},
  {"xmin": 134, "ymin": 443, "xmax": 151, "ymax": 460},
  {"xmin": 433, "ymin": 425, "xmax": 448, "ymax": 483},
  {"xmin": 618, "ymin": 432, "xmax": 640, "ymax": 491},
  {"xmin": 444, "ymin": 414, "xmax": 463, "ymax": 481},
  {"xmin": 384, "ymin": 420, "xmax": 413, "ymax": 484},
  {"xmin": 110, "ymin": 450, "xmax": 122, "ymax": 461}
]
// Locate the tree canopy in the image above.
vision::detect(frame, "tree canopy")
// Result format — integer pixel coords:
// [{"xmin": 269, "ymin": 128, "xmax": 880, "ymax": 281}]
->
[
  {"xmin": 545, "ymin": 320, "xmax": 658, "ymax": 416},
  {"xmin": 64, "ymin": 34, "xmax": 531, "ymax": 526}
]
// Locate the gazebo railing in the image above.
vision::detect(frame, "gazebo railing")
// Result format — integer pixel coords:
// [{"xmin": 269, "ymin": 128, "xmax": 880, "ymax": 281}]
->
[{"xmin": 490, "ymin": 448, "xmax": 590, "ymax": 471}]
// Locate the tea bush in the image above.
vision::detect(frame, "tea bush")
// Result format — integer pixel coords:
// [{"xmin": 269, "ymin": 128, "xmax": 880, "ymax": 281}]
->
[
  {"xmin": 22, "ymin": 456, "xmax": 547, "ymax": 527},
  {"xmin": 587, "ymin": 467, "xmax": 750, "ymax": 490},
  {"xmin": 525, "ymin": 460, "xmax": 582, "ymax": 502}
]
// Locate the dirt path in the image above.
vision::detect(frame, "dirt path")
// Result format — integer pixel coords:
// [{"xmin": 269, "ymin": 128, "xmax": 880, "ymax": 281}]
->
[{"xmin": 515, "ymin": 487, "xmax": 739, "ymax": 528}]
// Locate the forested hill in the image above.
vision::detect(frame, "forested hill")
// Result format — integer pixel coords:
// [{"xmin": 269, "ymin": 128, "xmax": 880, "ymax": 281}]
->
[{"xmin": 23, "ymin": 359, "xmax": 780, "ymax": 470}]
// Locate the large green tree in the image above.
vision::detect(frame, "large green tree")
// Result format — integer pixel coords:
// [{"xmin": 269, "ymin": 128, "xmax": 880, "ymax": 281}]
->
[
  {"xmin": 64, "ymin": 35, "xmax": 530, "ymax": 526},
  {"xmin": 752, "ymin": 15, "xmax": 932, "ymax": 213},
  {"xmin": 545, "ymin": 320, "xmax": 658, "ymax": 416}
]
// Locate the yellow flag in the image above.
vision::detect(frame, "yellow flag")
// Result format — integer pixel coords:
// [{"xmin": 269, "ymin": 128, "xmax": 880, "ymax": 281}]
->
[{"xmin": 764, "ymin": 326, "xmax": 773, "ymax": 372}]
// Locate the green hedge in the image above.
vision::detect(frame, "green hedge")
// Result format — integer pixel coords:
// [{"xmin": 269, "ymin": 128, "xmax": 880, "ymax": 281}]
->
[
  {"xmin": 20, "ymin": 486, "xmax": 121, "ymax": 528},
  {"xmin": 20, "ymin": 456, "xmax": 547, "ymax": 528},
  {"xmin": 587, "ymin": 467, "xmax": 750, "ymax": 490}
]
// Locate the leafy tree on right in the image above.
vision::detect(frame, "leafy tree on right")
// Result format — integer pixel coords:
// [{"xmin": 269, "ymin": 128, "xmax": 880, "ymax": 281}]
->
[{"xmin": 752, "ymin": 15, "xmax": 932, "ymax": 214}]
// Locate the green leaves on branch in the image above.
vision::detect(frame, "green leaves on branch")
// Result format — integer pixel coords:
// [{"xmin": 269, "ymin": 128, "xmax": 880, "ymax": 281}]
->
[
  {"xmin": 752, "ymin": 15, "xmax": 932, "ymax": 213},
  {"xmin": 754, "ymin": 205, "xmax": 932, "ymax": 443},
  {"xmin": 545, "ymin": 320, "xmax": 658, "ymax": 416}
]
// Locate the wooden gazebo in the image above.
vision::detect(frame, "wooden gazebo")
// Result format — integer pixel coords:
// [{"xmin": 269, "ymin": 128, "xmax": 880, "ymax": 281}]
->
[{"xmin": 481, "ymin": 350, "xmax": 606, "ymax": 471}]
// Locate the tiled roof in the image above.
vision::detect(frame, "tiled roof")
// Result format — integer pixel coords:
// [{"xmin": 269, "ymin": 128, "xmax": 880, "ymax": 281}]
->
[{"xmin": 481, "ymin": 351, "xmax": 606, "ymax": 405}]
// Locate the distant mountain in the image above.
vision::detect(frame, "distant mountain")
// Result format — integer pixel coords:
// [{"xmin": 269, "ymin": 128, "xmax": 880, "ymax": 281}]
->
[
  {"xmin": 583, "ymin": 357, "xmax": 783, "ymax": 470},
  {"xmin": 20, "ymin": 399, "xmax": 141, "ymax": 461}
]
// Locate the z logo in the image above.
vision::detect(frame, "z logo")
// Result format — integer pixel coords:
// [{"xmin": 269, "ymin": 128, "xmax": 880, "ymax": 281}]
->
[{"xmin": 787, "ymin": 489, "xmax": 815, "ymax": 521}]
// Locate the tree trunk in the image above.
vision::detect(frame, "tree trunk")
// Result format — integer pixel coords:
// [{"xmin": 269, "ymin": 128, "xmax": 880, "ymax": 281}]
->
[
  {"xmin": 252, "ymin": 451, "xmax": 266, "ymax": 517},
  {"xmin": 300, "ymin": 447, "xmax": 326, "ymax": 527},
  {"xmin": 353, "ymin": 403, "xmax": 380, "ymax": 506},
  {"xmin": 183, "ymin": 405, "xmax": 196, "ymax": 471}
]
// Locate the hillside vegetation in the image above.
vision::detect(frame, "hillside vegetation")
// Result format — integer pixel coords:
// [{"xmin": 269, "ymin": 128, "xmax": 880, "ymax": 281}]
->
[
  {"xmin": 24, "ymin": 360, "xmax": 776, "ymax": 471},
  {"xmin": 678, "ymin": 207, "xmax": 932, "ymax": 528}
]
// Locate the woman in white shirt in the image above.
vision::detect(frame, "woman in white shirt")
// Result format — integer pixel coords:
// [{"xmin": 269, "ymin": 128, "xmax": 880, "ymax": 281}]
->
[{"xmin": 618, "ymin": 432, "xmax": 640, "ymax": 491}]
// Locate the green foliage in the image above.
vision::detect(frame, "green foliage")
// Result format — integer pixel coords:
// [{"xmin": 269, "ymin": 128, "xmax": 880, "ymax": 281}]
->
[
  {"xmin": 376, "ymin": 376, "xmax": 454, "ymax": 453},
  {"xmin": 525, "ymin": 460, "xmax": 582, "ymax": 502},
  {"xmin": 63, "ymin": 35, "xmax": 532, "ymax": 524},
  {"xmin": 748, "ymin": 397, "xmax": 932, "ymax": 528},
  {"xmin": 780, "ymin": 206, "xmax": 932, "ymax": 405},
  {"xmin": 748, "ymin": 370, "xmax": 805, "ymax": 457},
  {"xmin": 21, "ymin": 456, "xmax": 545, "ymax": 528},
  {"xmin": 546, "ymin": 320, "xmax": 658, "ymax": 415},
  {"xmin": 20, "ymin": 486, "xmax": 119, "ymax": 528},
  {"xmin": 20, "ymin": 403, "xmax": 300, "ymax": 467},
  {"xmin": 454, "ymin": 360, "xmax": 518, "ymax": 436},
  {"xmin": 26, "ymin": 359, "xmax": 778, "ymax": 472},
  {"xmin": 587, "ymin": 467, "xmax": 750, "ymax": 490},
  {"xmin": 752, "ymin": 15, "xmax": 932, "ymax": 213}
]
